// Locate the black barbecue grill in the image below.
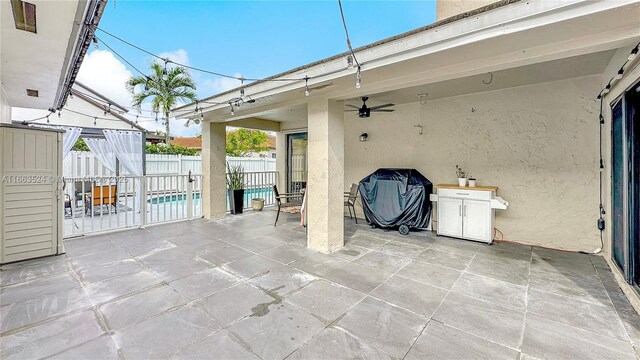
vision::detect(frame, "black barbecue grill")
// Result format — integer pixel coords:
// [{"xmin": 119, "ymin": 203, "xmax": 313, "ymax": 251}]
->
[{"xmin": 358, "ymin": 168, "xmax": 433, "ymax": 235}]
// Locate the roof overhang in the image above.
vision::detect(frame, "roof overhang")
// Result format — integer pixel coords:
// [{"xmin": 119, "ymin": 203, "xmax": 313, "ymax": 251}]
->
[
  {"xmin": 176, "ymin": 0, "xmax": 640, "ymax": 123},
  {"xmin": 0, "ymin": 0, "xmax": 106, "ymax": 110}
]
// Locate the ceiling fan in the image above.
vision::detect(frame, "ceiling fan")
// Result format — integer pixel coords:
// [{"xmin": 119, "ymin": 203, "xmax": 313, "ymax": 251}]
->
[{"xmin": 345, "ymin": 97, "xmax": 395, "ymax": 118}]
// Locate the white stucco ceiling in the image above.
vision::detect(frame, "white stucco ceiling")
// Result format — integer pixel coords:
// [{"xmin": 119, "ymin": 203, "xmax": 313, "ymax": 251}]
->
[{"xmin": 1, "ymin": 0, "xmax": 86, "ymax": 109}]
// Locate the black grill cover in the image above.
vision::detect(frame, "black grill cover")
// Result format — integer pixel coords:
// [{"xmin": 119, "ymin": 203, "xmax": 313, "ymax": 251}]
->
[{"xmin": 358, "ymin": 168, "xmax": 433, "ymax": 229}]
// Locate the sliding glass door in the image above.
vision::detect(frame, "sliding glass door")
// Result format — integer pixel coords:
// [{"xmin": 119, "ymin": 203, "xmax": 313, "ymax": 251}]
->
[
  {"xmin": 611, "ymin": 81, "xmax": 640, "ymax": 284},
  {"xmin": 287, "ymin": 133, "xmax": 308, "ymax": 193}
]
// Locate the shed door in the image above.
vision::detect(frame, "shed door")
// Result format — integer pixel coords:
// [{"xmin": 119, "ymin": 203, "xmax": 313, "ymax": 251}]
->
[{"xmin": 2, "ymin": 128, "xmax": 60, "ymax": 263}]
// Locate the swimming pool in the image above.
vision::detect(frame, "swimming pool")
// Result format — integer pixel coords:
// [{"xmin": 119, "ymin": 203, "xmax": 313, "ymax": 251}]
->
[{"xmin": 149, "ymin": 187, "xmax": 274, "ymax": 209}]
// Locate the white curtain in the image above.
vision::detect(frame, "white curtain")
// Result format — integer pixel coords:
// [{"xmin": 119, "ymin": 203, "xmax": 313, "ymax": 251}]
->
[
  {"xmin": 28, "ymin": 125, "xmax": 81, "ymax": 159},
  {"xmin": 102, "ymin": 130, "xmax": 144, "ymax": 176},
  {"xmin": 62, "ymin": 127, "xmax": 82, "ymax": 158},
  {"xmin": 84, "ymin": 138, "xmax": 117, "ymax": 173},
  {"xmin": 103, "ymin": 130, "xmax": 144, "ymax": 213}
]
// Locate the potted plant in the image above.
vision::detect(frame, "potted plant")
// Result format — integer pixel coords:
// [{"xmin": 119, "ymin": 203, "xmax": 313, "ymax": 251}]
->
[
  {"xmin": 468, "ymin": 177, "xmax": 477, "ymax": 187},
  {"xmin": 252, "ymin": 198, "xmax": 265, "ymax": 211},
  {"xmin": 226, "ymin": 162, "xmax": 245, "ymax": 214},
  {"xmin": 456, "ymin": 165, "xmax": 467, "ymax": 187}
]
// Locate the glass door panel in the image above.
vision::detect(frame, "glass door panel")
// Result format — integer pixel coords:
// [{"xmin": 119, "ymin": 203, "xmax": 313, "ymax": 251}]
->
[{"xmin": 287, "ymin": 133, "xmax": 308, "ymax": 193}]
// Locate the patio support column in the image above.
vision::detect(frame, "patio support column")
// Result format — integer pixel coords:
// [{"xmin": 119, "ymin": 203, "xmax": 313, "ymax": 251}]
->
[
  {"xmin": 307, "ymin": 98, "xmax": 344, "ymax": 253},
  {"xmin": 202, "ymin": 121, "xmax": 227, "ymax": 220}
]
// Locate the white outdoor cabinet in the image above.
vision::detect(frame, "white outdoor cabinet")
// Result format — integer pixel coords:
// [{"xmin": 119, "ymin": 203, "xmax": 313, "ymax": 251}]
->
[
  {"xmin": 431, "ymin": 184, "xmax": 509, "ymax": 244},
  {"xmin": 0, "ymin": 124, "xmax": 64, "ymax": 264}
]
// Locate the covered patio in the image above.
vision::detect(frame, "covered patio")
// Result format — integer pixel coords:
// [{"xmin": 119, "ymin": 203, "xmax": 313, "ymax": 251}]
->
[{"xmin": 1, "ymin": 211, "xmax": 637, "ymax": 359}]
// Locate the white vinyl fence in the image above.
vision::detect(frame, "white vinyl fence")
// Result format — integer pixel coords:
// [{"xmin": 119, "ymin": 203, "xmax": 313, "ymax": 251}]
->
[{"xmin": 64, "ymin": 151, "xmax": 276, "ymax": 177}]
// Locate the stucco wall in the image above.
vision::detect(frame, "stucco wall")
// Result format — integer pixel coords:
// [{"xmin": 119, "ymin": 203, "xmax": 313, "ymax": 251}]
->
[
  {"xmin": 345, "ymin": 75, "xmax": 602, "ymax": 251},
  {"xmin": 0, "ymin": 86, "xmax": 10, "ymax": 124}
]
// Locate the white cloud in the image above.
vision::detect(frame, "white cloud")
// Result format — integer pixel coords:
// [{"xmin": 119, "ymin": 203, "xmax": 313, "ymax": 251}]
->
[
  {"xmin": 198, "ymin": 74, "xmax": 243, "ymax": 97},
  {"xmin": 74, "ymin": 49, "xmax": 205, "ymax": 137},
  {"xmin": 76, "ymin": 50, "xmax": 134, "ymax": 107},
  {"xmin": 158, "ymin": 49, "xmax": 190, "ymax": 66}
]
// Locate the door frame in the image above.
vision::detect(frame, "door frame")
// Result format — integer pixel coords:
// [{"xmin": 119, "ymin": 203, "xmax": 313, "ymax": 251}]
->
[
  {"xmin": 610, "ymin": 79, "xmax": 640, "ymax": 285},
  {"xmin": 286, "ymin": 132, "xmax": 308, "ymax": 193}
]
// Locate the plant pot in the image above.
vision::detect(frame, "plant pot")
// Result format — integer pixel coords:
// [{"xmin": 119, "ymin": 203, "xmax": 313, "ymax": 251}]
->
[
  {"xmin": 458, "ymin": 178, "xmax": 467, "ymax": 187},
  {"xmin": 228, "ymin": 189, "xmax": 245, "ymax": 214},
  {"xmin": 252, "ymin": 198, "xmax": 265, "ymax": 211},
  {"xmin": 468, "ymin": 178, "xmax": 477, "ymax": 187}
]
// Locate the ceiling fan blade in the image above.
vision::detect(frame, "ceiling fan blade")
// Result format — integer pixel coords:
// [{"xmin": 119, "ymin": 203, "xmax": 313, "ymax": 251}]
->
[
  {"xmin": 345, "ymin": 104, "xmax": 360, "ymax": 109},
  {"xmin": 345, "ymin": 109, "xmax": 359, "ymax": 112},
  {"xmin": 372, "ymin": 109, "xmax": 395, "ymax": 112},
  {"xmin": 368, "ymin": 103, "xmax": 395, "ymax": 110}
]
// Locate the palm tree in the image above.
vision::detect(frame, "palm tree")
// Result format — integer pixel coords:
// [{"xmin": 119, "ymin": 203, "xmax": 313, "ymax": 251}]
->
[{"xmin": 126, "ymin": 62, "xmax": 197, "ymax": 144}]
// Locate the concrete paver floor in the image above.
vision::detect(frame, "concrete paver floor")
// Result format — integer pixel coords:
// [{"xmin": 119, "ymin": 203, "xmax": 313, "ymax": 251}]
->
[{"xmin": 1, "ymin": 211, "xmax": 638, "ymax": 359}]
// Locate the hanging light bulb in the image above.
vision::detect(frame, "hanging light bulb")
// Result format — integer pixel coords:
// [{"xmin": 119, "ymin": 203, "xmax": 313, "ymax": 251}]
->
[
  {"xmin": 135, "ymin": 115, "xmax": 139, "ymax": 124},
  {"xmin": 230, "ymin": 103, "xmax": 235, "ymax": 116},
  {"xmin": 163, "ymin": 59, "xmax": 168, "ymax": 75},
  {"xmin": 616, "ymin": 67, "xmax": 624, "ymax": 79},
  {"xmin": 46, "ymin": 115, "xmax": 50, "ymax": 124},
  {"xmin": 304, "ymin": 77, "xmax": 310, "ymax": 97},
  {"xmin": 93, "ymin": 117, "xmax": 97, "ymax": 126},
  {"xmin": 58, "ymin": 110, "xmax": 61, "ymax": 118},
  {"xmin": 92, "ymin": 36, "xmax": 98, "ymax": 49},
  {"xmin": 155, "ymin": 112, "xmax": 158, "ymax": 122},
  {"xmin": 629, "ymin": 46, "xmax": 638, "ymax": 61},
  {"xmin": 355, "ymin": 66, "xmax": 362, "ymax": 89}
]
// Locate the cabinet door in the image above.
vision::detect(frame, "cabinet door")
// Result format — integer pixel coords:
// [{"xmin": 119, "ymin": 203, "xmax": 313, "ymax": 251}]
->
[
  {"xmin": 437, "ymin": 197, "xmax": 463, "ymax": 237},
  {"xmin": 463, "ymin": 199, "xmax": 491, "ymax": 242}
]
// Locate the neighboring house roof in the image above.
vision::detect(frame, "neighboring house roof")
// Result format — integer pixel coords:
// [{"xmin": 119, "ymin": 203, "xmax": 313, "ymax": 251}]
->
[
  {"xmin": 265, "ymin": 135, "xmax": 276, "ymax": 150},
  {"xmin": 172, "ymin": 133, "xmax": 274, "ymax": 151},
  {"xmin": 73, "ymin": 82, "xmax": 129, "ymax": 113},
  {"xmin": 68, "ymin": 83, "xmax": 145, "ymax": 131},
  {"xmin": 172, "ymin": 137, "xmax": 202, "ymax": 149}
]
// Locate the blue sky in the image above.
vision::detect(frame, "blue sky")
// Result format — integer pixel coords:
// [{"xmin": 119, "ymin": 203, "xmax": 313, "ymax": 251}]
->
[{"xmin": 76, "ymin": 0, "xmax": 437, "ymax": 135}]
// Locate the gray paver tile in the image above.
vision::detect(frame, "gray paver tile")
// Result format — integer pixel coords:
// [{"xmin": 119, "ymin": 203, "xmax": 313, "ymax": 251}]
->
[{"xmin": 337, "ymin": 296, "xmax": 427, "ymax": 358}]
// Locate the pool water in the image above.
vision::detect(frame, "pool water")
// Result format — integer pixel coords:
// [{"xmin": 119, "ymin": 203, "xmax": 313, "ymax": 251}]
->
[{"xmin": 149, "ymin": 187, "xmax": 274, "ymax": 208}]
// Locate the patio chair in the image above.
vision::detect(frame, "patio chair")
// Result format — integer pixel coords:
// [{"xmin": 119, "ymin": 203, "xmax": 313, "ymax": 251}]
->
[
  {"xmin": 345, "ymin": 183, "xmax": 359, "ymax": 224},
  {"xmin": 273, "ymin": 185, "xmax": 303, "ymax": 226},
  {"xmin": 85, "ymin": 184, "xmax": 118, "ymax": 215}
]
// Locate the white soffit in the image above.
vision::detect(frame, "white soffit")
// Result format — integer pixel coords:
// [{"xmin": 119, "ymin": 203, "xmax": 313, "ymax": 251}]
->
[{"xmin": 1, "ymin": 0, "xmax": 86, "ymax": 109}]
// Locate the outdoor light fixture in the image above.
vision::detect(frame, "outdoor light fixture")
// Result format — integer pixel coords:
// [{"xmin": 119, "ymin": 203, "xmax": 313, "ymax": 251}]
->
[
  {"xmin": 359, "ymin": 133, "xmax": 368, "ymax": 142},
  {"xmin": 629, "ymin": 46, "xmax": 638, "ymax": 61},
  {"xmin": 304, "ymin": 77, "xmax": 310, "ymax": 97}
]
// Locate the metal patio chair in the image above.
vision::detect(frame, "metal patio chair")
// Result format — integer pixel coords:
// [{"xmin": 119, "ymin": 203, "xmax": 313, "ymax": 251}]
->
[
  {"xmin": 345, "ymin": 183, "xmax": 359, "ymax": 224},
  {"xmin": 273, "ymin": 185, "xmax": 303, "ymax": 226}
]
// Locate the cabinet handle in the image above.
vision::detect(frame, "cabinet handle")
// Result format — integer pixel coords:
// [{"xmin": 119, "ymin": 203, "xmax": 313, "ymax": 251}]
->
[
  {"xmin": 459, "ymin": 204, "xmax": 462, "ymax": 216},
  {"xmin": 464, "ymin": 205, "xmax": 466, "ymax": 217},
  {"xmin": 456, "ymin": 192, "xmax": 469, "ymax": 195}
]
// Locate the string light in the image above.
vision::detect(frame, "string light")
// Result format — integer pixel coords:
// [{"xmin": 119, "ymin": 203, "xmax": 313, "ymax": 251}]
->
[
  {"xmin": 96, "ymin": 27, "xmax": 307, "ymax": 82},
  {"xmin": 58, "ymin": 110, "xmax": 61, "ymax": 118},
  {"xmin": 229, "ymin": 102, "xmax": 235, "ymax": 116},
  {"xmin": 596, "ymin": 41, "xmax": 639, "ymax": 99},
  {"xmin": 93, "ymin": 117, "xmax": 97, "ymax": 126},
  {"xmin": 304, "ymin": 77, "xmax": 310, "ymax": 96},
  {"xmin": 629, "ymin": 45, "xmax": 638, "ymax": 61},
  {"xmin": 46, "ymin": 114, "xmax": 50, "ymax": 124},
  {"xmin": 355, "ymin": 66, "xmax": 362, "ymax": 89}
]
